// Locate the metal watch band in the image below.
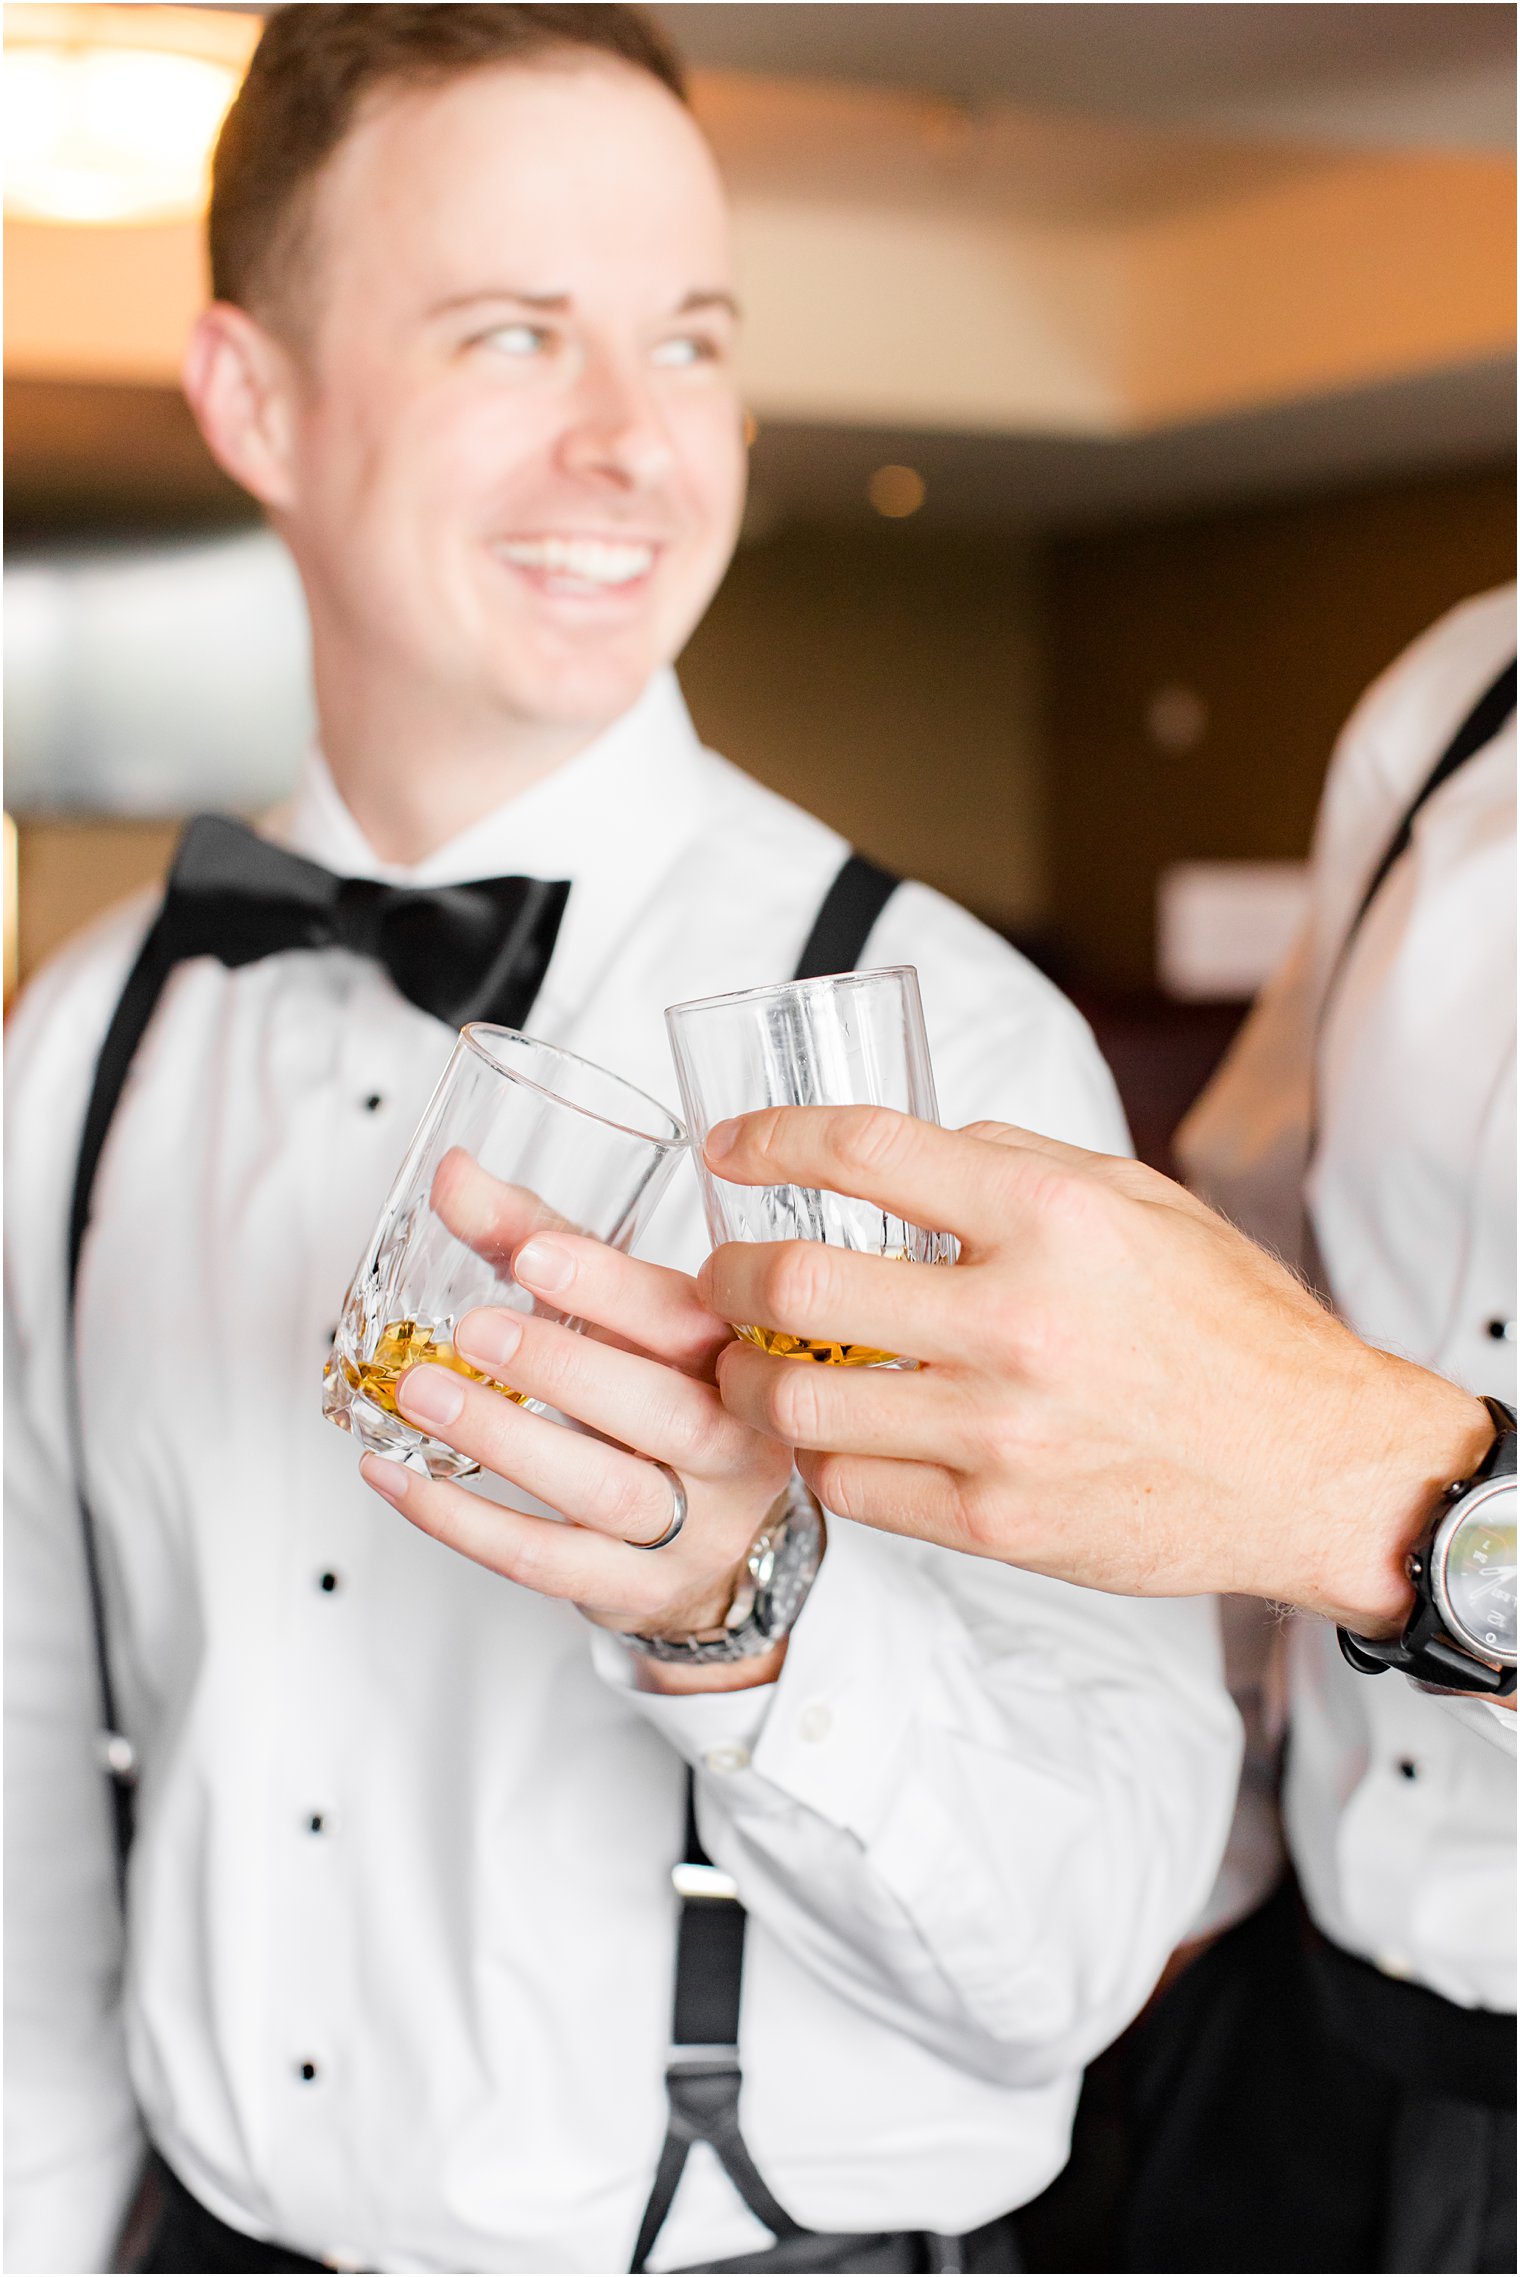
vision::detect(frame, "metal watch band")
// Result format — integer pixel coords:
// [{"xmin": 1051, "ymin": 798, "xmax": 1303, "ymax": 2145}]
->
[
  {"xmin": 1338, "ymin": 1396, "xmax": 1517, "ymax": 1696},
  {"xmin": 624, "ymin": 1477, "xmax": 825, "ymax": 1665}
]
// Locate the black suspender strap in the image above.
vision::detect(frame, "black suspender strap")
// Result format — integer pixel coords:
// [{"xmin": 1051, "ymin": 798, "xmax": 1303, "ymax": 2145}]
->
[
  {"xmin": 1329, "ymin": 656, "xmax": 1515, "ymax": 1002},
  {"xmin": 65, "ymin": 905, "xmax": 182, "ymax": 1893},
  {"xmin": 669, "ymin": 1782, "xmax": 747, "ymax": 2059},
  {"xmin": 628, "ymin": 1794, "xmax": 804, "ymax": 2274},
  {"xmin": 69, "ymin": 909, "xmax": 177, "ymax": 1305},
  {"xmin": 791, "ymin": 853, "xmax": 900, "ymax": 985},
  {"xmin": 630, "ymin": 852, "xmax": 903, "ymax": 2273},
  {"xmin": 1305, "ymin": 657, "xmax": 1516, "ymax": 1231}
]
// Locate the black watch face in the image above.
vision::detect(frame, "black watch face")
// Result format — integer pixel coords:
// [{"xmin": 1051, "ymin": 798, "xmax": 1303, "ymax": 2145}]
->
[{"xmin": 1436, "ymin": 1481, "xmax": 1518, "ymax": 1665}]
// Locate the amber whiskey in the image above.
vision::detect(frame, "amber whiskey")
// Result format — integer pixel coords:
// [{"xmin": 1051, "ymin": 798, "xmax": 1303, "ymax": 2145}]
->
[
  {"xmin": 737, "ymin": 1324, "xmax": 901, "ymax": 1368},
  {"xmin": 732, "ymin": 1240, "xmax": 926, "ymax": 1368},
  {"xmin": 337, "ymin": 1317, "xmax": 527, "ymax": 1415}
]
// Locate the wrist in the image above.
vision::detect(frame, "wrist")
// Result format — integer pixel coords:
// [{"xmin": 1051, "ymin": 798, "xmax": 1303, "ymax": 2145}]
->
[
  {"xmin": 1309, "ymin": 1359, "xmax": 1496, "ymax": 1634},
  {"xmin": 620, "ymin": 1477, "xmax": 824, "ymax": 1680},
  {"xmin": 634, "ymin": 1637, "xmax": 789, "ymax": 1694},
  {"xmin": 628, "ymin": 1550, "xmax": 755, "ymax": 1646}
]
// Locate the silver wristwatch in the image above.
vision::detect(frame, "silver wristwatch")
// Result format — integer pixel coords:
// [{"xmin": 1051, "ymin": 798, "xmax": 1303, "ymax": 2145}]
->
[{"xmin": 626, "ymin": 1475, "xmax": 825, "ymax": 1665}]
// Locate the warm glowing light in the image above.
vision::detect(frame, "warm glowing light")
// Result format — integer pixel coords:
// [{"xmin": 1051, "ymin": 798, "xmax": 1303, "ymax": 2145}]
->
[
  {"xmin": 868, "ymin": 464, "xmax": 927, "ymax": 519},
  {"xmin": 4, "ymin": 7, "xmax": 254, "ymax": 226},
  {"xmin": 3, "ymin": 815, "xmax": 18, "ymax": 1005}
]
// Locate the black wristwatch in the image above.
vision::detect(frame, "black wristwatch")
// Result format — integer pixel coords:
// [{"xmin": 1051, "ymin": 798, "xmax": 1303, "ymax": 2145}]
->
[{"xmin": 1339, "ymin": 1396, "xmax": 1517, "ymax": 1698}]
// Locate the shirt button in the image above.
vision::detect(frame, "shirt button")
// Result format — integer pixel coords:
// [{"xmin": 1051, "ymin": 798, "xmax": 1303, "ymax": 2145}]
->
[
  {"xmin": 799, "ymin": 1703, "xmax": 833, "ymax": 1744},
  {"xmin": 363, "ymin": 1093, "xmax": 385, "ymax": 1113},
  {"xmin": 307, "ymin": 1812, "xmax": 327, "ymax": 1834},
  {"xmin": 1379, "ymin": 1952, "xmax": 1415, "ymax": 1981},
  {"xmin": 703, "ymin": 1743, "xmax": 750, "ymax": 1775},
  {"xmin": 297, "ymin": 2059, "xmax": 320, "ymax": 2082},
  {"xmin": 1486, "ymin": 1319, "xmax": 1515, "ymax": 1341},
  {"xmin": 318, "ymin": 1571, "xmax": 340, "ymax": 1593},
  {"xmin": 1396, "ymin": 1758, "xmax": 1419, "ymax": 1782}
]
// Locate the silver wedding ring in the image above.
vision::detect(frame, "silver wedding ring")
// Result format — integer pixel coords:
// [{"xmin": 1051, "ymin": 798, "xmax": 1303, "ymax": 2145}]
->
[{"xmin": 636, "ymin": 1461, "xmax": 687, "ymax": 1550}]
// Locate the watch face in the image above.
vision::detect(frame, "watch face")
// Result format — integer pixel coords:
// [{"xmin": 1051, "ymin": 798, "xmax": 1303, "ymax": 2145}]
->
[{"xmin": 1435, "ymin": 1481, "xmax": 1518, "ymax": 1665}]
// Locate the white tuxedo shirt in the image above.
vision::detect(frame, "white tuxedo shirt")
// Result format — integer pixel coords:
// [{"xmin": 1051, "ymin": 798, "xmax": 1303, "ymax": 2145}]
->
[
  {"xmin": 7, "ymin": 672, "xmax": 1241, "ymax": 2273},
  {"xmin": 1180, "ymin": 588, "xmax": 1516, "ymax": 2011}
]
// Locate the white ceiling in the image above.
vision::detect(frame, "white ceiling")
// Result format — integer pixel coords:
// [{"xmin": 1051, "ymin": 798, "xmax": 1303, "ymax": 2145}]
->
[
  {"xmin": 23, "ymin": 3, "xmax": 1511, "ymax": 534},
  {"xmin": 654, "ymin": 4, "xmax": 1516, "ymax": 153},
  {"xmin": 663, "ymin": 4, "xmax": 1517, "ymax": 523},
  {"xmin": 697, "ymin": 69, "xmax": 1334, "ymax": 228},
  {"xmin": 741, "ymin": 352, "xmax": 1517, "ymax": 536}
]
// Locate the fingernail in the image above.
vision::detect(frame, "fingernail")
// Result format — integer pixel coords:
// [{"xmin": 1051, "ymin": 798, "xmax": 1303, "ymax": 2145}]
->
[
  {"xmin": 396, "ymin": 1364, "xmax": 465, "ymax": 1428},
  {"xmin": 705, "ymin": 1117, "xmax": 740, "ymax": 1163},
  {"xmin": 514, "ymin": 1238, "xmax": 572, "ymax": 1294},
  {"xmin": 360, "ymin": 1451, "xmax": 410, "ymax": 1505},
  {"xmin": 456, "ymin": 1308, "xmax": 522, "ymax": 1370}
]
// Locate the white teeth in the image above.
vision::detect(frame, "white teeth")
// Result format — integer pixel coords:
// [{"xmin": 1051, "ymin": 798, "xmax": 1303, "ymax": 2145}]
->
[{"xmin": 498, "ymin": 536, "xmax": 655, "ymax": 586}]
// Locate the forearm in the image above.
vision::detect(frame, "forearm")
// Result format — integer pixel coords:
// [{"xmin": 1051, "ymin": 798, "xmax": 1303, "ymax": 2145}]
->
[
  {"xmin": 633, "ymin": 1638, "xmax": 788, "ymax": 1694},
  {"xmin": 621, "ymin": 1481, "xmax": 819, "ymax": 1696},
  {"xmin": 608, "ymin": 1527, "xmax": 1243, "ymax": 2083},
  {"xmin": 621, "ymin": 1538, "xmax": 790, "ymax": 1694},
  {"xmin": 5, "ymin": 1550, "xmax": 143, "ymax": 2267},
  {"xmin": 4, "ymin": 2033, "xmax": 144, "ymax": 2276},
  {"xmin": 703, "ymin": 1106, "xmax": 1509, "ymax": 1673},
  {"xmin": 3, "ymin": 1695, "xmax": 142, "ymax": 2274},
  {"xmin": 4, "ymin": 1321, "xmax": 143, "ymax": 2269}
]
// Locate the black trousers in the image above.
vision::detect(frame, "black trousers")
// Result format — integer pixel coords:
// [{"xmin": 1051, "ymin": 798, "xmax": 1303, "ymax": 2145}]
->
[
  {"xmin": 123, "ymin": 2158, "xmax": 327, "ymax": 2272},
  {"xmin": 125, "ymin": 2155, "xmax": 1021, "ymax": 2274},
  {"xmin": 1019, "ymin": 1880, "xmax": 1516, "ymax": 2275}
]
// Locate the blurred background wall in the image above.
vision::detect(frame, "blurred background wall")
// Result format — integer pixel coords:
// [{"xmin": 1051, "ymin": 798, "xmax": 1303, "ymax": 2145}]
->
[{"xmin": 5, "ymin": 1, "xmax": 1515, "ymax": 1159}]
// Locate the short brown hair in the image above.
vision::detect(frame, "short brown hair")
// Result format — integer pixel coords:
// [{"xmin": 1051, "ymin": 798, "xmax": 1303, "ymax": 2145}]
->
[{"xmin": 210, "ymin": 3, "xmax": 689, "ymax": 323}]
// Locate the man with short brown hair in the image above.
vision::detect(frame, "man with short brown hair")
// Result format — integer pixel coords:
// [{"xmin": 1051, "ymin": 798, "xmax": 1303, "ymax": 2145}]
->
[
  {"xmin": 208, "ymin": 3, "xmax": 689, "ymax": 329},
  {"xmin": 5, "ymin": 9, "xmax": 1240, "ymax": 2271}
]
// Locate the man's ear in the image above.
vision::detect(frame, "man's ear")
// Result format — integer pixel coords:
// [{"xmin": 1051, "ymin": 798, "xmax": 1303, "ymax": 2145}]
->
[{"xmin": 182, "ymin": 303, "xmax": 302, "ymax": 514}]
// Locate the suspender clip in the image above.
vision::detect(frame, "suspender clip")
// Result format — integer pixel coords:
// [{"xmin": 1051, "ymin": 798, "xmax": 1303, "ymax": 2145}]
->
[
  {"xmin": 672, "ymin": 1861, "xmax": 739, "ymax": 1902},
  {"xmin": 667, "ymin": 2043, "xmax": 740, "ymax": 2072},
  {"xmin": 98, "ymin": 1730, "xmax": 138, "ymax": 1782}
]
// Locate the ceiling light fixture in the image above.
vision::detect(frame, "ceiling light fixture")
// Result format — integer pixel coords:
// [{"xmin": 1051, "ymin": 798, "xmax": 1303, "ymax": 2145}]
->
[
  {"xmin": 3, "ymin": 5, "xmax": 256, "ymax": 227},
  {"xmin": 868, "ymin": 465, "xmax": 927, "ymax": 519}
]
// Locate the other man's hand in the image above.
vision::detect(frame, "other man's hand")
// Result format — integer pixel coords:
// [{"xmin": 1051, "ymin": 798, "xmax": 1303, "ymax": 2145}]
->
[{"xmin": 698, "ymin": 1107, "xmax": 1492, "ymax": 1634}]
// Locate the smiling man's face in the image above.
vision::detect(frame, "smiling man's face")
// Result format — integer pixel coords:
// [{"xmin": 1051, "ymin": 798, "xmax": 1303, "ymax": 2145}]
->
[{"xmin": 275, "ymin": 58, "xmax": 746, "ymax": 741}]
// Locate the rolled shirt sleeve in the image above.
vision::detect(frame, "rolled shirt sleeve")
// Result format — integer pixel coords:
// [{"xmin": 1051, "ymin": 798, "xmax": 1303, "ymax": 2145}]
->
[
  {"xmin": 1435, "ymin": 1693, "xmax": 1518, "ymax": 1754},
  {"xmin": 596, "ymin": 1519, "xmax": 1241, "ymax": 2091}
]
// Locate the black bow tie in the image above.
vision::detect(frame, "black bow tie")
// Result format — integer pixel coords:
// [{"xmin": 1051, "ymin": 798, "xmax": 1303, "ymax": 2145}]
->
[{"xmin": 157, "ymin": 813, "xmax": 571, "ymax": 1031}]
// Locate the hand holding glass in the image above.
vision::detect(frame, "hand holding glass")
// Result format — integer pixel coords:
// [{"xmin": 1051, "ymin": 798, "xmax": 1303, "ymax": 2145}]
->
[
  {"xmin": 323, "ymin": 1025, "xmax": 686, "ymax": 1477},
  {"xmin": 665, "ymin": 965, "xmax": 953, "ymax": 1368}
]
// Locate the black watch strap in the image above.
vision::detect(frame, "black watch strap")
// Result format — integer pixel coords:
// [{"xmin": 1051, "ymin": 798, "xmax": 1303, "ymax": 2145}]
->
[
  {"xmin": 1480, "ymin": 1397, "xmax": 1517, "ymax": 1480},
  {"xmin": 1338, "ymin": 1397, "xmax": 1517, "ymax": 1696}
]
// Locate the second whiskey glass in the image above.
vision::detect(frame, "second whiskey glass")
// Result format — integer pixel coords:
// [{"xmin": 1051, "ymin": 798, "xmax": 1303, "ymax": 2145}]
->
[{"xmin": 665, "ymin": 965, "xmax": 954, "ymax": 1369}]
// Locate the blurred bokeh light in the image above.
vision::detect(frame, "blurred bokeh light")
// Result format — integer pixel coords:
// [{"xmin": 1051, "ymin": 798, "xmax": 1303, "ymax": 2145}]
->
[
  {"xmin": 3, "ymin": 3, "xmax": 1514, "ymax": 1131},
  {"xmin": 868, "ymin": 465, "xmax": 928, "ymax": 518},
  {"xmin": 3, "ymin": 6, "xmax": 252, "ymax": 225}
]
